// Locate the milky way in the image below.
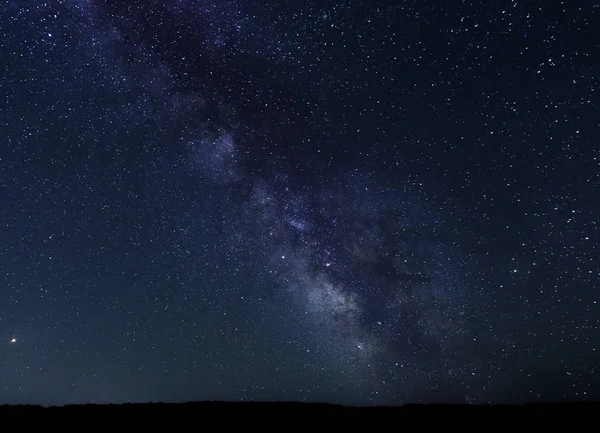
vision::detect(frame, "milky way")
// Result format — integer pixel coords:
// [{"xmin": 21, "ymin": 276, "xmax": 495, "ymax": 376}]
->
[{"xmin": 1, "ymin": 0, "xmax": 598, "ymax": 405}]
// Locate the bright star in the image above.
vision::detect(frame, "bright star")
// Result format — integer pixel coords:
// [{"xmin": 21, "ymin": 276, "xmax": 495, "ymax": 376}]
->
[{"xmin": 10, "ymin": 338, "xmax": 16, "ymax": 343}]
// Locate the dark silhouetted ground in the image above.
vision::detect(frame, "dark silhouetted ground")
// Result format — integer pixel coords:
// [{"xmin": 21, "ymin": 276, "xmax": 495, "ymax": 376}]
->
[{"xmin": 1, "ymin": 401, "xmax": 598, "ymax": 416}]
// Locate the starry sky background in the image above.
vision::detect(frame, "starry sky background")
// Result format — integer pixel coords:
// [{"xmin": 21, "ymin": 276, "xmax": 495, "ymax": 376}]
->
[{"xmin": 1, "ymin": 0, "xmax": 599, "ymax": 406}]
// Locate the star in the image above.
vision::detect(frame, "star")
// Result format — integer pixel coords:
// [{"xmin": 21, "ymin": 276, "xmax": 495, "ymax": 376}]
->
[{"xmin": 10, "ymin": 338, "xmax": 16, "ymax": 343}]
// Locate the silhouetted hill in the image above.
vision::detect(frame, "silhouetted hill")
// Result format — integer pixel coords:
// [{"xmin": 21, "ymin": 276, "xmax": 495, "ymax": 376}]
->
[{"xmin": 1, "ymin": 401, "xmax": 598, "ymax": 416}]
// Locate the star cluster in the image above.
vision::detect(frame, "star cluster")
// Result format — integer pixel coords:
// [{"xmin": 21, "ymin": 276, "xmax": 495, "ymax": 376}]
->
[{"xmin": 1, "ymin": 0, "xmax": 598, "ymax": 406}]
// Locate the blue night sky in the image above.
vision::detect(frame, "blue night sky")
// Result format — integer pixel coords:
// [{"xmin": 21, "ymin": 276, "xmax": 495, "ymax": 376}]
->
[{"xmin": 1, "ymin": 0, "xmax": 598, "ymax": 406}]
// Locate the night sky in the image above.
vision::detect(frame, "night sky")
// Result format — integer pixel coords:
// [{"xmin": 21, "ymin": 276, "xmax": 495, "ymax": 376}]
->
[{"xmin": 1, "ymin": 0, "xmax": 599, "ymax": 406}]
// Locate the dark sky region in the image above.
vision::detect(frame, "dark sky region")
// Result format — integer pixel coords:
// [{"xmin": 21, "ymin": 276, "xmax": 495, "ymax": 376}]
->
[{"xmin": 0, "ymin": 0, "xmax": 598, "ymax": 406}]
